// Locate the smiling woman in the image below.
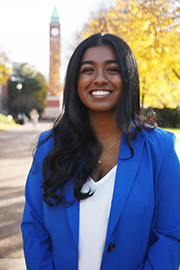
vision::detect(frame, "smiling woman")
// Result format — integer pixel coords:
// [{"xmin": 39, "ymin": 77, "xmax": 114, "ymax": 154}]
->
[
  {"xmin": 78, "ymin": 45, "xmax": 123, "ymax": 115},
  {"xmin": 21, "ymin": 33, "xmax": 180, "ymax": 270}
]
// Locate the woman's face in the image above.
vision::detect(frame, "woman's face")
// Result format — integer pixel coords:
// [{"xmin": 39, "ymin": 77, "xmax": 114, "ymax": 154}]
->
[{"xmin": 78, "ymin": 45, "xmax": 123, "ymax": 114}]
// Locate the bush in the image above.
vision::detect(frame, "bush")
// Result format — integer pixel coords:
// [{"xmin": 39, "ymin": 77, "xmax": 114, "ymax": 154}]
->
[{"xmin": 143, "ymin": 107, "xmax": 180, "ymax": 128}]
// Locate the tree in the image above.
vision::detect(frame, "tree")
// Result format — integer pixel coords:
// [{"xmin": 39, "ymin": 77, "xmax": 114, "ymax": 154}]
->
[
  {"xmin": 34, "ymin": 72, "xmax": 47, "ymax": 112},
  {"xmin": 8, "ymin": 63, "xmax": 47, "ymax": 117},
  {"xmin": 82, "ymin": 0, "xmax": 180, "ymax": 108},
  {"xmin": 0, "ymin": 45, "xmax": 11, "ymax": 86}
]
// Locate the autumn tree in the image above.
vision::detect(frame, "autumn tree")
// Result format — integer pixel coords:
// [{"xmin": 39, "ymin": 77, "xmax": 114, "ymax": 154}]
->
[
  {"xmin": 0, "ymin": 45, "xmax": 11, "ymax": 86},
  {"xmin": 34, "ymin": 72, "xmax": 48, "ymax": 112},
  {"xmin": 8, "ymin": 63, "xmax": 47, "ymax": 117},
  {"xmin": 82, "ymin": 0, "xmax": 180, "ymax": 108}
]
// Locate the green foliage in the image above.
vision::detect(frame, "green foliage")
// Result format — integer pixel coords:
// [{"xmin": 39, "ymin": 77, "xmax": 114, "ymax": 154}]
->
[
  {"xmin": 8, "ymin": 63, "xmax": 47, "ymax": 117},
  {"xmin": 144, "ymin": 107, "xmax": 180, "ymax": 128},
  {"xmin": 34, "ymin": 72, "xmax": 47, "ymax": 111}
]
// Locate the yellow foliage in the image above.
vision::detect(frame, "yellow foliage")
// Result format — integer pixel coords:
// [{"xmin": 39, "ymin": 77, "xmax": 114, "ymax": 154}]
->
[
  {"xmin": 164, "ymin": 47, "xmax": 169, "ymax": 52},
  {"xmin": 131, "ymin": 7, "xmax": 138, "ymax": 14},
  {"xmin": 155, "ymin": 47, "xmax": 162, "ymax": 53},
  {"xmin": 140, "ymin": 24, "xmax": 149, "ymax": 31},
  {"xmin": 0, "ymin": 64, "xmax": 11, "ymax": 86},
  {"xmin": 83, "ymin": 0, "xmax": 180, "ymax": 108}
]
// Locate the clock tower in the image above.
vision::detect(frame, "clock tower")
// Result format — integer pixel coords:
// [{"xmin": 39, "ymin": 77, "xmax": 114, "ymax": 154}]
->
[{"xmin": 45, "ymin": 6, "xmax": 61, "ymax": 118}]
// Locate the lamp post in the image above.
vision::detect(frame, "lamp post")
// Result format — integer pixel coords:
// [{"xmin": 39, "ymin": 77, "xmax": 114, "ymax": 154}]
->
[{"xmin": 16, "ymin": 83, "xmax": 23, "ymax": 114}]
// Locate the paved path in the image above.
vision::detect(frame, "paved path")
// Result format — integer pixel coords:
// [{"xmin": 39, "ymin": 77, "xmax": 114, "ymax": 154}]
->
[
  {"xmin": 0, "ymin": 121, "xmax": 53, "ymax": 270},
  {"xmin": 0, "ymin": 123, "xmax": 179, "ymax": 270}
]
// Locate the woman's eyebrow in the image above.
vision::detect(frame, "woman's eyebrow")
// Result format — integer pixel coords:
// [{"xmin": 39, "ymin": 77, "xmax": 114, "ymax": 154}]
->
[
  {"xmin": 105, "ymin": 60, "xmax": 119, "ymax": 65},
  {"xmin": 80, "ymin": 59, "xmax": 119, "ymax": 67},
  {"xmin": 80, "ymin": 60, "xmax": 95, "ymax": 67}
]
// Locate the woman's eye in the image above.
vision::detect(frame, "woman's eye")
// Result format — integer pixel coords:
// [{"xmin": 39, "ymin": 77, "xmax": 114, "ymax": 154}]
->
[
  {"xmin": 81, "ymin": 67, "xmax": 94, "ymax": 73},
  {"xmin": 107, "ymin": 67, "xmax": 120, "ymax": 72}
]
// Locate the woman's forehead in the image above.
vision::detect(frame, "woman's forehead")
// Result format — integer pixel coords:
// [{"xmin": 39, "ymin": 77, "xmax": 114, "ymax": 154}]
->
[{"xmin": 81, "ymin": 45, "xmax": 118, "ymax": 63}]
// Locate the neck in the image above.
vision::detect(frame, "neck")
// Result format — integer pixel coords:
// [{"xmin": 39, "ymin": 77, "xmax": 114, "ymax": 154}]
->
[{"xmin": 89, "ymin": 111, "xmax": 121, "ymax": 141}]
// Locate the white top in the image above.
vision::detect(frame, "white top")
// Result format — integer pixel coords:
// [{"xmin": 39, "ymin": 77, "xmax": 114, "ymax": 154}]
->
[{"xmin": 78, "ymin": 165, "xmax": 117, "ymax": 270}]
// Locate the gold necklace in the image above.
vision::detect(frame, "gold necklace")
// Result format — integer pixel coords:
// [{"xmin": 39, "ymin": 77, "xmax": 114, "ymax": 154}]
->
[{"xmin": 98, "ymin": 135, "xmax": 122, "ymax": 165}]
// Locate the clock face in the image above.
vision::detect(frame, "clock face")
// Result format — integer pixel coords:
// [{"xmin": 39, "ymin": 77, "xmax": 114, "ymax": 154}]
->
[{"xmin": 51, "ymin": 27, "xmax": 59, "ymax": 36}]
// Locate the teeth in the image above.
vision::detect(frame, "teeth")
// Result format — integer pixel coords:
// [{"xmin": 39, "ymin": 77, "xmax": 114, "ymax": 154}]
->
[{"xmin": 91, "ymin": 91, "xmax": 111, "ymax": 96}]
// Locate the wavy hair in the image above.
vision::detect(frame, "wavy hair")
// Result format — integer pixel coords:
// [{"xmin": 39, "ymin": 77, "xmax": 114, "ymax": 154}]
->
[{"xmin": 41, "ymin": 33, "xmax": 149, "ymax": 206}]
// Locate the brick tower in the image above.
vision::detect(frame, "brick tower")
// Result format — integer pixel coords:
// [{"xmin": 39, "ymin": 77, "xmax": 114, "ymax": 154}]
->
[{"xmin": 45, "ymin": 6, "xmax": 61, "ymax": 118}]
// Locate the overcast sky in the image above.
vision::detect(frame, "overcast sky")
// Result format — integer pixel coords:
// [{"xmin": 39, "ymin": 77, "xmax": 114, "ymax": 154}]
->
[{"xmin": 0, "ymin": 0, "xmax": 115, "ymax": 81}]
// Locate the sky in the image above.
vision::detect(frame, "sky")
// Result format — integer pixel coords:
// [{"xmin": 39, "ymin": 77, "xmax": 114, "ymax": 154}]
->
[{"xmin": 0, "ymin": 0, "xmax": 115, "ymax": 81}]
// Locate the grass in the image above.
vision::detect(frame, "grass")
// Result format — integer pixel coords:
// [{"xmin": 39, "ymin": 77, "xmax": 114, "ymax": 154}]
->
[
  {"xmin": 163, "ymin": 128, "xmax": 180, "ymax": 143},
  {"xmin": 0, "ymin": 113, "xmax": 18, "ymax": 130}
]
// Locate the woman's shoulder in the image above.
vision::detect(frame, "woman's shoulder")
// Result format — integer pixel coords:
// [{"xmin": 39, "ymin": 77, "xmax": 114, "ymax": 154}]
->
[
  {"xmin": 142, "ymin": 126, "xmax": 175, "ymax": 139},
  {"xmin": 36, "ymin": 129, "xmax": 53, "ymax": 156},
  {"xmin": 39, "ymin": 129, "xmax": 52, "ymax": 142},
  {"xmin": 141, "ymin": 126, "xmax": 176, "ymax": 150}
]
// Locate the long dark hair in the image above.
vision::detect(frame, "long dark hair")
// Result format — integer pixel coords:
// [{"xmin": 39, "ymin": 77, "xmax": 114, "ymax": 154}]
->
[{"xmin": 42, "ymin": 33, "xmax": 148, "ymax": 206}]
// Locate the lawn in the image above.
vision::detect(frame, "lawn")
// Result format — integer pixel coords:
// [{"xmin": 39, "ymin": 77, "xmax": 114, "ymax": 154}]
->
[{"xmin": 0, "ymin": 113, "xmax": 18, "ymax": 130}]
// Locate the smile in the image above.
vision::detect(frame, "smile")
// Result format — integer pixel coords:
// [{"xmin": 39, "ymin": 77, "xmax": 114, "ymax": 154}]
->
[{"xmin": 91, "ymin": 90, "xmax": 112, "ymax": 96}]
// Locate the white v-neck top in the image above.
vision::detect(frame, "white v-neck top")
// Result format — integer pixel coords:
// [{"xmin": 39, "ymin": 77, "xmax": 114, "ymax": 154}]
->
[{"xmin": 78, "ymin": 165, "xmax": 117, "ymax": 270}]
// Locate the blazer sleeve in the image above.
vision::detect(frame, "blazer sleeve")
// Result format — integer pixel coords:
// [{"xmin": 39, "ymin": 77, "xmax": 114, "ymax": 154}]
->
[
  {"xmin": 137, "ymin": 133, "xmax": 180, "ymax": 270},
  {"xmin": 21, "ymin": 133, "xmax": 55, "ymax": 270}
]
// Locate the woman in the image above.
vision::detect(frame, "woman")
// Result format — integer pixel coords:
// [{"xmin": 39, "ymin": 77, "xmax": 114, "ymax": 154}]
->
[{"xmin": 21, "ymin": 33, "xmax": 180, "ymax": 270}]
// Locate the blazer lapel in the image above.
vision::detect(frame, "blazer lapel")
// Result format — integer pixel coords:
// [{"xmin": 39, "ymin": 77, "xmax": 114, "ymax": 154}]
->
[
  {"xmin": 65, "ymin": 179, "xmax": 79, "ymax": 247},
  {"xmin": 105, "ymin": 133, "xmax": 145, "ymax": 243}
]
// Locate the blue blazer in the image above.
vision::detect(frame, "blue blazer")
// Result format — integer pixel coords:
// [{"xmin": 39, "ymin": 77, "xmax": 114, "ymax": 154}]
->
[{"xmin": 21, "ymin": 128, "xmax": 180, "ymax": 270}]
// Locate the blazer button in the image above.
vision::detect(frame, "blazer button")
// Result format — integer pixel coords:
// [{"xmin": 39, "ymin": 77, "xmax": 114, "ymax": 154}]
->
[{"xmin": 108, "ymin": 243, "xmax": 115, "ymax": 252}]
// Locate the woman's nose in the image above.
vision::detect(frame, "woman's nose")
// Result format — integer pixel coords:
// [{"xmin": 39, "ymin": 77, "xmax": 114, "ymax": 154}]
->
[{"xmin": 93, "ymin": 70, "xmax": 108, "ymax": 85}]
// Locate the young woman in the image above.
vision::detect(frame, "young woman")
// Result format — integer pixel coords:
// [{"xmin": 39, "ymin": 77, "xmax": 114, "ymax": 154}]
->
[{"xmin": 21, "ymin": 33, "xmax": 180, "ymax": 270}]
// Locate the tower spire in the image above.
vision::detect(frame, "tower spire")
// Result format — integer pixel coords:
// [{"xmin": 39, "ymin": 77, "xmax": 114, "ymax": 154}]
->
[{"xmin": 51, "ymin": 6, "xmax": 59, "ymax": 23}]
